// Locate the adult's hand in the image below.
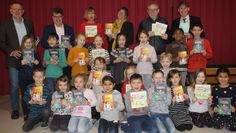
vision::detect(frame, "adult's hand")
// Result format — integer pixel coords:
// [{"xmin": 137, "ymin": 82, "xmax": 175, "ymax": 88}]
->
[{"xmin": 11, "ymin": 50, "xmax": 21, "ymax": 59}]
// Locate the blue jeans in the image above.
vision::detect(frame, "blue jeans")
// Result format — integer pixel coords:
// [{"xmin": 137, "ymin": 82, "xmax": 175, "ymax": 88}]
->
[
  {"xmin": 121, "ymin": 115, "xmax": 157, "ymax": 133},
  {"xmin": 68, "ymin": 116, "xmax": 93, "ymax": 133},
  {"xmin": 45, "ymin": 77, "xmax": 57, "ymax": 95},
  {"xmin": 9, "ymin": 67, "xmax": 19, "ymax": 111},
  {"xmin": 141, "ymin": 74, "xmax": 152, "ymax": 89},
  {"xmin": 151, "ymin": 113, "xmax": 175, "ymax": 133}
]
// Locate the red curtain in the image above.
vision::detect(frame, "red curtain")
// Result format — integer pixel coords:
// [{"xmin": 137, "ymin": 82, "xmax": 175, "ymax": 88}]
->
[{"xmin": 0, "ymin": 0, "xmax": 236, "ymax": 95}]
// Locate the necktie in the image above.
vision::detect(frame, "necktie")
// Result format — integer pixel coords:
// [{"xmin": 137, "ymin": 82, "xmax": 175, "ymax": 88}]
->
[{"xmin": 183, "ymin": 18, "xmax": 186, "ymax": 23}]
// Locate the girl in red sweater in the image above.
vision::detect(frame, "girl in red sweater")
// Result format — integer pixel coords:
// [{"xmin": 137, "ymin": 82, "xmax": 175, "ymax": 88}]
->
[{"xmin": 187, "ymin": 23, "xmax": 213, "ymax": 83}]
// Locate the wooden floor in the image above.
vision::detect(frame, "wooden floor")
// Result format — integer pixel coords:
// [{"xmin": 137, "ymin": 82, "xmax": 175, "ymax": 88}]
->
[{"xmin": 0, "ymin": 95, "xmax": 232, "ymax": 133}]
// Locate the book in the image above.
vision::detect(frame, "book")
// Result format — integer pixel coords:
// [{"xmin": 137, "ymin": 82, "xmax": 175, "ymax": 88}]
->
[
  {"xmin": 178, "ymin": 51, "xmax": 188, "ymax": 65},
  {"xmin": 194, "ymin": 84, "xmax": 211, "ymax": 100},
  {"xmin": 152, "ymin": 22, "xmax": 167, "ymax": 36},
  {"xmin": 61, "ymin": 35, "xmax": 71, "ymax": 47},
  {"xmin": 194, "ymin": 40, "xmax": 204, "ymax": 53},
  {"xmin": 153, "ymin": 84, "xmax": 167, "ymax": 101},
  {"xmin": 73, "ymin": 90, "xmax": 84, "ymax": 106},
  {"xmin": 23, "ymin": 49, "xmax": 34, "ymax": 64},
  {"xmin": 141, "ymin": 48, "xmax": 150, "ymax": 61},
  {"xmin": 91, "ymin": 49, "xmax": 106, "ymax": 59},
  {"xmin": 173, "ymin": 85, "xmax": 184, "ymax": 102},
  {"xmin": 218, "ymin": 98, "xmax": 231, "ymax": 115},
  {"xmin": 85, "ymin": 25, "xmax": 97, "ymax": 37},
  {"xmin": 125, "ymin": 84, "xmax": 132, "ymax": 93},
  {"xmin": 49, "ymin": 49, "xmax": 59, "ymax": 64},
  {"xmin": 78, "ymin": 52, "xmax": 86, "ymax": 65},
  {"xmin": 31, "ymin": 86, "xmax": 43, "ymax": 102},
  {"xmin": 54, "ymin": 92, "xmax": 65, "ymax": 109},
  {"xmin": 105, "ymin": 23, "xmax": 113, "ymax": 35},
  {"xmin": 130, "ymin": 91, "xmax": 148, "ymax": 108},
  {"xmin": 102, "ymin": 94, "xmax": 113, "ymax": 111},
  {"xmin": 93, "ymin": 71, "xmax": 103, "ymax": 85}
]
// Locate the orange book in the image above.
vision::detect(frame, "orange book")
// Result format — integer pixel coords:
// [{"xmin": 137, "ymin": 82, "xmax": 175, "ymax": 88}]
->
[
  {"xmin": 102, "ymin": 94, "xmax": 113, "ymax": 111},
  {"xmin": 31, "ymin": 86, "xmax": 43, "ymax": 102}
]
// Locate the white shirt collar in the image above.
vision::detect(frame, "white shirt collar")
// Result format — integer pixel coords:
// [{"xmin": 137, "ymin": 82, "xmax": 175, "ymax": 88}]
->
[
  {"xmin": 12, "ymin": 17, "xmax": 24, "ymax": 24},
  {"xmin": 181, "ymin": 15, "xmax": 190, "ymax": 23}
]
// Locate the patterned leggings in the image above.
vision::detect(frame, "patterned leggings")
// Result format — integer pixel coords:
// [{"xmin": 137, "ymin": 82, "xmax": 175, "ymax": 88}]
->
[
  {"xmin": 189, "ymin": 111, "xmax": 212, "ymax": 128},
  {"xmin": 211, "ymin": 113, "xmax": 236, "ymax": 131}
]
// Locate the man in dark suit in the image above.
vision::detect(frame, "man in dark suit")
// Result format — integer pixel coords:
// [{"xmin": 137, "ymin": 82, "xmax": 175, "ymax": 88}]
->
[
  {"xmin": 171, "ymin": 1, "xmax": 202, "ymax": 39},
  {"xmin": 0, "ymin": 2, "xmax": 35, "ymax": 119},
  {"xmin": 41, "ymin": 7, "xmax": 75, "ymax": 78}
]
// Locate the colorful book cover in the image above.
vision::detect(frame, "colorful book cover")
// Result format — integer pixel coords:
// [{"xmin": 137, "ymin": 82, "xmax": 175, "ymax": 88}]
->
[
  {"xmin": 102, "ymin": 94, "xmax": 113, "ymax": 111},
  {"xmin": 31, "ymin": 86, "xmax": 43, "ymax": 102},
  {"xmin": 141, "ymin": 48, "xmax": 150, "ymax": 61},
  {"xmin": 85, "ymin": 25, "xmax": 97, "ymax": 37},
  {"xmin": 53, "ymin": 92, "xmax": 64, "ymax": 109},
  {"xmin": 23, "ymin": 49, "xmax": 34, "ymax": 64},
  {"xmin": 173, "ymin": 85, "xmax": 184, "ymax": 102},
  {"xmin": 152, "ymin": 22, "xmax": 167, "ymax": 36},
  {"xmin": 93, "ymin": 71, "xmax": 103, "ymax": 85},
  {"xmin": 73, "ymin": 90, "xmax": 84, "ymax": 106},
  {"xmin": 61, "ymin": 35, "xmax": 71, "ymax": 47},
  {"xmin": 178, "ymin": 51, "xmax": 188, "ymax": 65},
  {"xmin": 194, "ymin": 40, "xmax": 204, "ymax": 53},
  {"xmin": 194, "ymin": 84, "xmax": 211, "ymax": 100},
  {"xmin": 78, "ymin": 52, "xmax": 86, "ymax": 65},
  {"xmin": 153, "ymin": 84, "xmax": 167, "ymax": 101},
  {"xmin": 105, "ymin": 23, "xmax": 113, "ymax": 35},
  {"xmin": 125, "ymin": 84, "xmax": 132, "ymax": 93},
  {"xmin": 91, "ymin": 49, "xmax": 106, "ymax": 59},
  {"xmin": 218, "ymin": 98, "xmax": 231, "ymax": 115},
  {"xmin": 49, "ymin": 49, "xmax": 59, "ymax": 64},
  {"xmin": 130, "ymin": 91, "xmax": 148, "ymax": 108}
]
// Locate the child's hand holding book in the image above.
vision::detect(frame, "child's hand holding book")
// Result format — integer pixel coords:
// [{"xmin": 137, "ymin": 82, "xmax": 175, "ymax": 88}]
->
[
  {"xmin": 231, "ymin": 106, "xmax": 235, "ymax": 113},
  {"xmin": 33, "ymin": 60, "xmax": 39, "ymax": 65},
  {"xmin": 83, "ymin": 98, "xmax": 90, "ymax": 106},
  {"xmin": 21, "ymin": 60, "xmax": 28, "ymax": 65}
]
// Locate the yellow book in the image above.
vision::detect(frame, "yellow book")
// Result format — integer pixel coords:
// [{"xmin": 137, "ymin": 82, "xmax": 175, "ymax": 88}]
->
[
  {"xmin": 105, "ymin": 23, "xmax": 113, "ymax": 35},
  {"xmin": 130, "ymin": 91, "xmax": 148, "ymax": 108},
  {"xmin": 173, "ymin": 85, "xmax": 184, "ymax": 102},
  {"xmin": 178, "ymin": 51, "xmax": 188, "ymax": 65},
  {"xmin": 31, "ymin": 86, "xmax": 43, "ymax": 102},
  {"xmin": 79, "ymin": 52, "xmax": 85, "ymax": 59},
  {"xmin": 93, "ymin": 71, "xmax": 103, "ymax": 85},
  {"xmin": 102, "ymin": 94, "xmax": 113, "ymax": 111}
]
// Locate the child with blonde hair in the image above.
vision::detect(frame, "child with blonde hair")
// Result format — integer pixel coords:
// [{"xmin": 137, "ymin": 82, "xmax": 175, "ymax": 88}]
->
[{"xmin": 160, "ymin": 52, "xmax": 172, "ymax": 80}]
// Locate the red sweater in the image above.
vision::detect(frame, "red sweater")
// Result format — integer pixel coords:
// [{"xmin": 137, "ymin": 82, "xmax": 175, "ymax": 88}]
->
[
  {"xmin": 187, "ymin": 38, "xmax": 213, "ymax": 72},
  {"xmin": 78, "ymin": 22, "xmax": 108, "ymax": 49}
]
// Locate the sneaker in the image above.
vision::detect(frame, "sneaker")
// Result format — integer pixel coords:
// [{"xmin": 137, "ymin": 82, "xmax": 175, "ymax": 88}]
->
[
  {"xmin": 11, "ymin": 110, "xmax": 19, "ymax": 119},
  {"xmin": 41, "ymin": 121, "xmax": 48, "ymax": 127}
]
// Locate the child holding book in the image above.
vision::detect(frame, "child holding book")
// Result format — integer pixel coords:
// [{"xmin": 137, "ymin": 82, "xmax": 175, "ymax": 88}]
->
[
  {"xmin": 187, "ymin": 23, "xmax": 213, "ymax": 83},
  {"xmin": 133, "ymin": 30, "xmax": 157, "ymax": 89},
  {"xmin": 166, "ymin": 28, "xmax": 188, "ymax": 85},
  {"xmin": 211, "ymin": 67, "xmax": 236, "ymax": 131},
  {"xmin": 68, "ymin": 34, "xmax": 89, "ymax": 78},
  {"xmin": 96, "ymin": 76, "xmax": 125, "ymax": 133},
  {"xmin": 167, "ymin": 69, "xmax": 193, "ymax": 131},
  {"xmin": 148, "ymin": 70, "xmax": 175, "ymax": 133},
  {"xmin": 187, "ymin": 68, "xmax": 212, "ymax": 128},
  {"xmin": 68, "ymin": 74, "xmax": 97, "ymax": 133},
  {"xmin": 50, "ymin": 75, "xmax": 73, "ymax": 132},
  {"xmin": 121, "ymin": 73, "xmax": 157, "ymax": 133},
  {"xmin": 111, "ymin": 33, "xmax": 133, "ymax": 91},
  {"xmin": 89, "ymin": 35, "xmax": 110, "ymax": 69},
  {"xmin": 22, "ymin": 67, "xmax": 51, "ymax": 132},
  {"xmin": 16, "ymin": 34, "xmax": 41, "ymax": 121},
  {"xmin": 43, "ymin": 33, "xmax": 67, "ymax": 94},
  {"xmin": 121, "ymin": 64, "xmax": 136, "ymax": 97},
  {"xmin": 160, "ymin": 52, "xmax": 173, "ymax": 81}
]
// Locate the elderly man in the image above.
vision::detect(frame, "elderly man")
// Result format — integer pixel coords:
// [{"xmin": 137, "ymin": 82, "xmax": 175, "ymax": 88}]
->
[
  {"xmin": 0, "ymin": 2, "xmax": 35, "ymax": 119},
  {"xmin": 136, "ymin": 2, "xmax": 170, "ymax": 69}
]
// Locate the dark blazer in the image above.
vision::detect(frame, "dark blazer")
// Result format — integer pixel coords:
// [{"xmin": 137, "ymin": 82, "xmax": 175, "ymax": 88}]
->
[
  {"xmin": 41, "ymin": 24, "xmax": 75, "ymax": 49},
  {"xmin": 0, "ymin": 18, "xmax": 35, "ymax": 67},
  {"xmin": 171, "ymin": 15, "xmax": 202, "ymax": 34}
]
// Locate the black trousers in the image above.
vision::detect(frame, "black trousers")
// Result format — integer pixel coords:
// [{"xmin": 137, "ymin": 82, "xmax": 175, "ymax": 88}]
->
[
  {"xmin": 50, "ymin": 114, "xmax": 71, "ymax": 131},
  {"xmin": 212, "ymin": 113, "xmax": 236, "ymax": 131},
  {"xmin": 98, "ymin": 118, "xmax": 119, "ymax": 133},
  {"xmin": 189, "ymin": 111, "xmax": 212, "ymax": 128},
  {"xmin": 22, "ymin": 108, "xmax": 50, "ymax": 132}
]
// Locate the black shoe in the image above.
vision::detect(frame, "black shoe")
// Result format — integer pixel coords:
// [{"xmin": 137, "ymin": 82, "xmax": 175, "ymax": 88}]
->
[
  {"xmin": 11, "ymin": 110, "xmax": 19, "ymax": 119},
  {"xmin": 41, "ymin": 121, "xmax": 48, "ymax": 127}
]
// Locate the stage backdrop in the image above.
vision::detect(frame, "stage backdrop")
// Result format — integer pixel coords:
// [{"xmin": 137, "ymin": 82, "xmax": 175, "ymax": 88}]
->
[{"xmin": 0, "ymin": 0, "xmax": 236, "ymax": 95}]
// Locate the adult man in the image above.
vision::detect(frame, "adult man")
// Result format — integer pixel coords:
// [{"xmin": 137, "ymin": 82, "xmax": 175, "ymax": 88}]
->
[
  {"xmin": 0, "ymin": 2, "xmax": 35, "ymax": 119},
  {"xmin": 171, "ymin": 1, "xmax": 203, "ymax": 39},
  {"xmin": 136, "ymin": 2, "xmax": 170, "ymax": 69},
  {"xmin": 41, "ymin": 7, "xmax": 75, "ymax": 78}
]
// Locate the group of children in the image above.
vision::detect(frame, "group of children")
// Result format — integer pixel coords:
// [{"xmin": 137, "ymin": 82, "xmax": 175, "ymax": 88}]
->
[{"xmin": 16, "ymin": 21, "xmax": 236, "ymax": 133}]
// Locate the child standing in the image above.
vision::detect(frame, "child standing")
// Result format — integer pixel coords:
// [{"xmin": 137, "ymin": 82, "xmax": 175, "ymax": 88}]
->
[
  {"xmin": 133, "ymin": 30, "xmax": 157, "ymax": 89},
  {"xmin": 160, "ymin": 52, "xmax": 173, "ymax": 81},
  {"xmin": 68, "ymin": 74, "xmax": 97, "ymax": 133},
  {"xmin": 22, "ymin": 67, "xmax": 51, "ymax": 132},
  {"xmin": 166, "ymin": 28, "xmax": 188, "ymax": 86},
  {"xmin": 167, "ymin": 69, "xmax": 193, "ymax": 131},
  {"xmin": 50, "ymin": 76, "xmax": 73, "ymax": 132},
  {"xmin": 68, "ymin": 34, "xmax": 89, "ymax": 78},
  {"xmin": 121, "ymin": 73, "xmax": 157, "ymax": 133},
  {"xmin": 187, "ymin": 23, "xmax": 213, "ymax": 83},
  {"xmin": 16, "ymin": 34, "xmax": 41, "ymax": 120},
  {"xmin": 148, "ymin": 70, "xmax": 175, "ymax": 133},
  {"xmin": 43, "ymin": 33, "xmax": 67, "ymax": 94},
  {"xmin": 187, "ymin": 68, "xmax": 212, "ymax": 128},
  {"xmin": 96, "ymin": 76, "xmax": 125, "ymax": 133},
  {"xmin": 211, "ymin": 67, "xmax": 236, "ymax": 131},
  {"xmin": 111, "ymin": 34, "xmax": 133, "ymax": 90},
  {"xmin": 121, "ymin": 64, "xmax": 136, "ymax": 97}
]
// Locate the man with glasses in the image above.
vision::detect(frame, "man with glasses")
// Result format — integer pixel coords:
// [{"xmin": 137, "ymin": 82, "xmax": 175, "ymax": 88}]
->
[
  {"xmin": 0, "ymin": 2, "xmax": 35, "ymax": 119},
  {"xmin": 136, "ymin": 2, "xmax": 170, "ymax": 69}
]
